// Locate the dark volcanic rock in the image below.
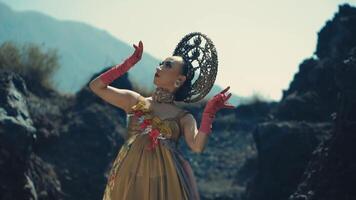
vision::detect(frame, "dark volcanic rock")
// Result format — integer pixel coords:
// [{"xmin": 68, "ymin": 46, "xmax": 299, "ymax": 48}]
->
[
  {"xmin": 0, "ymin": 67, "xmax": 130, "ymax": 200},
  {"xmin": 0, "ymin": 69, "xmax": 66, "ymax": 200},
  {"xmin": 243, "ymin": 121, "xmax": 332, "ymax": 200},
  {"xmin": 243, "ymin": 4, "xmax": 356, "ymax": 200},
  {"xmin": 316, "ymin": 4, "xmax": 356, "ymax": 60},
  {"xmin": 0, "ymin": 70, "xmax": 36, "ymax": 152},
  {"xmin": 275, "ymin": 4, "xmax": 356, "ymax": 122},
  {"xmin": 289, "ymin": 47, "xmax": 356, "ymax": 200}
]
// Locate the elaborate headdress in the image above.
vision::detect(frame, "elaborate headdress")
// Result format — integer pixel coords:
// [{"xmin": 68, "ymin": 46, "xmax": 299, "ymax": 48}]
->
[{"xmin": 172, "ymin": 32, "xmax": 218, "ymax": 103}]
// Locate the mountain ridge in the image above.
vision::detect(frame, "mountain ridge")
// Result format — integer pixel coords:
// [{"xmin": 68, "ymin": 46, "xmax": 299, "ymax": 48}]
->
[{"xmin": 0, "ymin": 1, "xmax": 244, "ymax": 105}]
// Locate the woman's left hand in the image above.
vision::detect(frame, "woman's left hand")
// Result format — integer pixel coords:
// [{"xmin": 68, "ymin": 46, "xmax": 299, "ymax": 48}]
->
[
  {"xmin": 203, "ymin": 86, "xmax": 236, "ymax": 115},
  {"xmin": 198, "ymin": 86, "xmax": 236, "ymax": 135}
]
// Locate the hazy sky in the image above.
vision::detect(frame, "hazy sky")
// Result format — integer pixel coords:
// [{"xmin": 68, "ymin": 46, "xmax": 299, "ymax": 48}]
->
[{"xmin": 1, "ymin": 0, "xmax": 355, "ymax": 101}]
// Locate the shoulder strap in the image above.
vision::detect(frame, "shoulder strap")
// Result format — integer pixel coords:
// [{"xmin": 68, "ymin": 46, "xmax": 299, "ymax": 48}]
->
[{"xmin": 175, "ymin": 110, "xmax": 190, "ymax": 136}]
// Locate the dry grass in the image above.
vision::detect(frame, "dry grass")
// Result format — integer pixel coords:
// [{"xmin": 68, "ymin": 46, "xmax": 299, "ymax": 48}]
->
[{"xmin": 0, "ymin": 41, "xmax": 59, "ymax": 90}]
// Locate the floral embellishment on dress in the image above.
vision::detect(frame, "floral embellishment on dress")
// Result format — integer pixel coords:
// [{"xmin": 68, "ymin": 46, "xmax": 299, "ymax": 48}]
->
[
  {"xmin": 148, "ymin": 128, "xmax": 160, "ymax": 150},
  {"xmin": 151, "ymin": 116, "xmax": 173, "ymax": 138},
  {"xmin": 133, "ymin": 110, "xmax": 144, "ymax": 117},
  {"xmin": 130, "ymin": 99, "xmax": 173, "ymax": 151},
  {"xmin": 140, "ymin": 119, "xmax": 151, "ymax": 129}
]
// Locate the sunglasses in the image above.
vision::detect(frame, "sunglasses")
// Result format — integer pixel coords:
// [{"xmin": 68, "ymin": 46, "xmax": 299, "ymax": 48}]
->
[{"xmin": 158, "ymin": 60, "xmax": 174, "ymax": 69}]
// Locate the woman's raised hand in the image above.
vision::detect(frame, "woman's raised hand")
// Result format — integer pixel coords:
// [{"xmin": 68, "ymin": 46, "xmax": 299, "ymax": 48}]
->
[
  {"xmin": 128, "ymin": 40, "xmax": 143, "ymax": 66},
  {"xmin": 198, "ymin": 86, "xmax": 236, "ymax": 135},
  {"xmin": 204, "ymin": 86, "xmax": 236, "ymax": 115},
  {"xmin": 129, "ymin": 41, "xmax": 143, "ymax": 65},
  {"xmin": 98, "ymin": 40, "xmax": 144, "ymax": 85}
]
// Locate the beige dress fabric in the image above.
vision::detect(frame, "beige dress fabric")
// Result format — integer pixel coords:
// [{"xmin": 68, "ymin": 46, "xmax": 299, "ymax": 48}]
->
[{"xmin": 102, "ymin": 95, "xmax": 200, "ymax": 200}]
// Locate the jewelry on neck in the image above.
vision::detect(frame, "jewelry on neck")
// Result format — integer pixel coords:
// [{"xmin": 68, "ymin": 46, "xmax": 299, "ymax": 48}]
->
[{"xmin": 152, "ymin": 87, "xmax": 175, "ymax": 104}]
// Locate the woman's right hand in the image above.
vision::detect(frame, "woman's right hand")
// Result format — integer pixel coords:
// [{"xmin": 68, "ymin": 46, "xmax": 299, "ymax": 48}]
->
[
  {"xmin": 90, "ymin": 40, "xmax": 144, "ymax": 114},
  {"xmin": 126, "ymin": 41, "xmax": 143, "ymax": 67},
  {"xmin": 98, "ymin": 40, "xmax": 144, "ymax": 85}
]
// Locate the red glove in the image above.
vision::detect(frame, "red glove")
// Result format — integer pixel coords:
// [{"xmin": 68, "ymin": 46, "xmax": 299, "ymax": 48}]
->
[
  {"xmin": 198, "ymin": 86, "xmax": 236, "ymax": 134},
  {"xmin": 99, "ymin": 41, "xmax": 143, "ymax": 85}
]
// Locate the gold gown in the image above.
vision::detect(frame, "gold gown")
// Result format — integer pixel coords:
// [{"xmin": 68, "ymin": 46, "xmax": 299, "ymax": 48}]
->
[{"xmin": 102, "ymin": 95, "xmax": 200, "ymax": 200}]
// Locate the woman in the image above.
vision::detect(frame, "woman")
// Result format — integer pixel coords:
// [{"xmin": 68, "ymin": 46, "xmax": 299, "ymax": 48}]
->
[{"xmin": 89, "ymin": 33, "xmax": 235, "ymax": 200}]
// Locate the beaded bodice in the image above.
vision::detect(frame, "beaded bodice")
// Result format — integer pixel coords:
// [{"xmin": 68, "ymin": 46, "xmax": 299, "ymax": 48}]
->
[{"xmin": 125, "ymin": 96, "xmax": 189, "ymax": 145}]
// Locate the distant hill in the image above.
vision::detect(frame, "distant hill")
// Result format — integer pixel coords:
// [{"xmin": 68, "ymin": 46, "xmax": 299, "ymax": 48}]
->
[{"xmin": 0, "ymin": 2, "xmax": 244, "ymax": 105}]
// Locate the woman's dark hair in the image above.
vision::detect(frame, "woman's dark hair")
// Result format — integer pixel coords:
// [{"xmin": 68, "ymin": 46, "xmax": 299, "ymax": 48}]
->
[{"xmin": 174, "ymin": 58, "xmax": 193, "ymax": 102}]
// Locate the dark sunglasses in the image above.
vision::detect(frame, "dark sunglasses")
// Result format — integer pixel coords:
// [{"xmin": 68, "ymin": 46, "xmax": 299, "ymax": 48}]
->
[{"xmin": 159, "ymin": 60, "xmax": 174, "ymax": 69}]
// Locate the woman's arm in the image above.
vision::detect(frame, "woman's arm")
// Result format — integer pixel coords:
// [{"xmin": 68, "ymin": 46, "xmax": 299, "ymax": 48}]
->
[
  {"xmin": 181, "ymin": 86, "xmax": 236, "ymax": 153},
  {"xmin": 181, "ymin": 113, "xmax": 209, "ymax": 153},
  {"xmin": 89, "ymin": 41, "xmax": 143, "ymax": 113},
  {"xmin": 89, "ymin": 78, "xmax": 140, "ymax": 113}
]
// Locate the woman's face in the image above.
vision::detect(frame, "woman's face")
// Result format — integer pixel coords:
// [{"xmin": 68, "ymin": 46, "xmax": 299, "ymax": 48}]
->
[{"xmin": 153, "ymin": 56, "xmax": 186, "ymax": 92}]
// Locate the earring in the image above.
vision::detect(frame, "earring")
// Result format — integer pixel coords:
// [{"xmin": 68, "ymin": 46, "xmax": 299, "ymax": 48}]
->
[{"xmin": 174, "ymin": 81, "xmax": 180, "ymax": 88}]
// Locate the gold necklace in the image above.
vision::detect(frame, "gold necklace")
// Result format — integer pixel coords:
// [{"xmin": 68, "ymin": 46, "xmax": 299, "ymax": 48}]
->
[{"xmin": 152, "ymin": 87, "xmax": 175, "ymax": 104}]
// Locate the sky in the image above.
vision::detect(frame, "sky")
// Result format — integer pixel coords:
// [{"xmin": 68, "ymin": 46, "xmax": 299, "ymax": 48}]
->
[{"xmin": 1, "ymin": 0, "xmax": 355, "ymax": 101}]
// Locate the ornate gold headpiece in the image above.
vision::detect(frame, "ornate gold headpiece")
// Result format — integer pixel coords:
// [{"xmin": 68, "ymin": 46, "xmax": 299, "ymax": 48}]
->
[{"xmin": 172, "ymin": 32, "xmax": 218, "ymax": 103}]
